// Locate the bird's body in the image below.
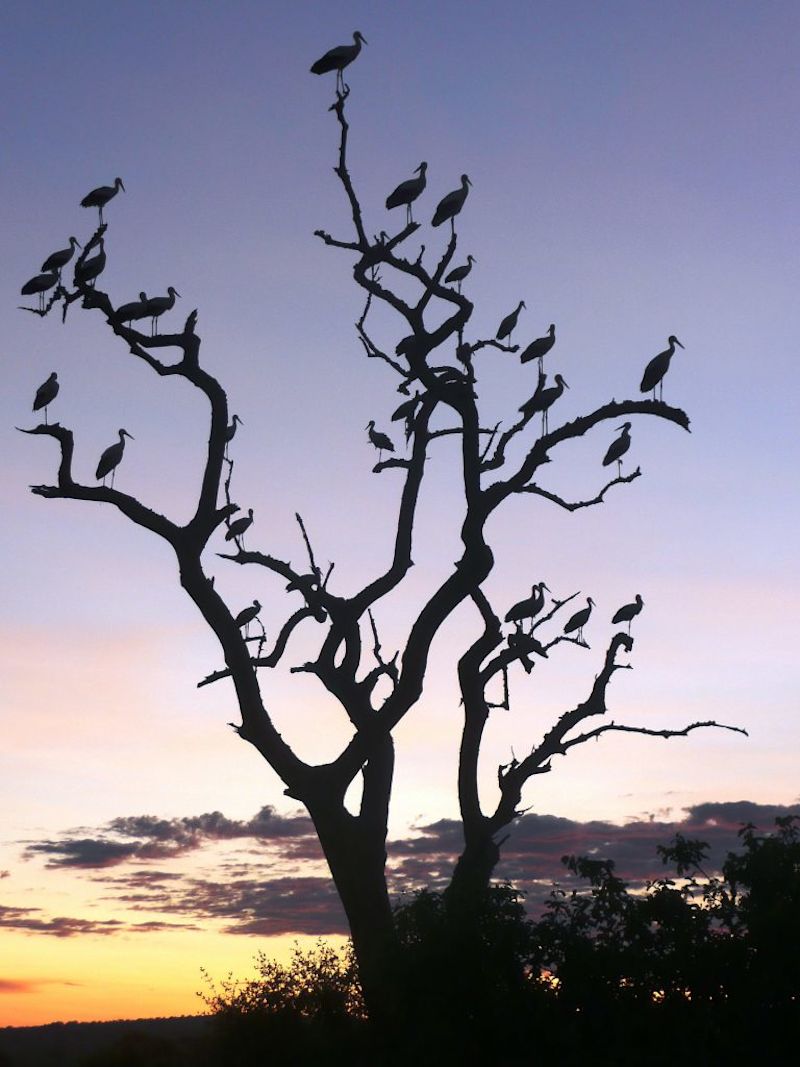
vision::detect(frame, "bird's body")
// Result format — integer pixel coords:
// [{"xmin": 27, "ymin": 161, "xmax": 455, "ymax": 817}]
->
[
  {"xmin": 602, "ymin": 422, "xmax": 632, "ymax": 476},
  {"xmin": 520, "ymin": 324, "xmax": 556, "ymax": 371},
  {"xmin": 145, "ymin": 287, "xmax": 180, "ymax": 335},
  {"xmin": 115, "ymin": 292, "xmax": 150, "ymax": 326},
  {"xmin": 33, "ymin": 372, "xmax": 59, "ymax": 424},
  {"xmin": 96, "ymin": 428, "xmax": 133, "ymax": 486},
  {"xmin": 444, "ymin": 254, "xmax": 475, "ymax": 291},
  {"xmin": 74, "ymin": 241, "xmax": 106, "ymax": 288},
  {"xmin": 564, "ymin": 597, "xmax": 595, "ymax": 642},
  {"xmin": 310, "ymin": 31, "xmax": 367, "ymax": 91},
  {"xmin": 21, "ymin": 270, "xmax": 59, "ymax": 310},
  {"xmin": 391, "ymin": 394, "xmax": 422, "ymax": 441},
  {"xmin": 640, "ymin": 335, "xmax": 685, "ymax": 400},
  {"xmin": 497, "ymin": 300, "xmax": 526, "ymax": 345},
  {"xmin": 432, "ymin": 174, "xmax": 471, "ymax": 231},
  {"xmin": 366, "ymin": 420, "xmax": 394, "ymax": 460},
  {"xmin": 41, "ymin": 237, "xmax": 80, "ymax": 275},
  {"xmin": 386, "ymin": 162, "xmax": 427, "ymax": 225},
  {"xmin": 505, "ymin": 582, "xmax": 550, "ymax": 626},
  {"xmin": 80, "ymin": 177, "xmax": 125, "ymax": 224},
  {"xmin": 226, "ymin": 508, "xmax": 254, "ymax": 544},
  {"xmin": 612, "ymin": 594, "xmax": 644, "ymax": 634},
  {"xmin": 235, "ymin": 598, "xmax": 261, "ymax": 632},
  {"xmin": 520, "ymin": 373, "xmax": 569, "ymax": 434}
]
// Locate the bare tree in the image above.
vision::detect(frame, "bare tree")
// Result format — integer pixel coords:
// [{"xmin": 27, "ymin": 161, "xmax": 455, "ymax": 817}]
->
[{"xmin": 18, "ymin": 62, "xmax": 744, "ymax": 1022}]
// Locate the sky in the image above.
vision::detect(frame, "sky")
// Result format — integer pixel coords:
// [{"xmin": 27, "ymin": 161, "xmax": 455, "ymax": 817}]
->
[{"xmin": 2, "ymin": 0, "xmax": 799, "ymax": 1028}]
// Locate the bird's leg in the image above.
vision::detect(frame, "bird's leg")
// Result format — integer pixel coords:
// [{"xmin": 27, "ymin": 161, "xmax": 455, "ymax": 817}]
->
[
  {"xmin": 538, "ymin": 357, "xmax": 543, "ymax": 375},
  {"xmin": 44, "ymin": 407, "xmax": 48, "ymax": 426}
]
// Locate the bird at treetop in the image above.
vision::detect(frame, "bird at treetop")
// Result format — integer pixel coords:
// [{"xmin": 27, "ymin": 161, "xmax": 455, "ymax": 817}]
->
[
  {"xmin": 20, "ymin": 270, "xmax": 59, "ymax": 311},
  {"xmin": 386, "ymin": 162, "xmax": 427, "ymax": 226},
  {"xmin": 33, "ymin": 372, "xmax": 59, "ymax": 424},
  {"xmin": 96, "ymin": 428, "xmax": 134, "ymax": 487},
  {"xmin": 80, "ymin": 177, "xmax": 125, "ymax": 224},
  {"xmin": 432, "ymin": 175, "xmax": 471, "ymax": 232},
  {"xmin": 41, "ymin": 237, "xmax": 81, "ymax": 276},
  {"xmin": 444, "ymin": 254, "xmax": 476, "ymax": 292},
  {"xmin": 520, "ymin": 373, "xmax": 569, "ymax": 435},
  {"xmin": 226, "ymin": 508, "xmax": 254, "ymax": 545},
  {"xmin": 115, "ymin": 292, "xmax": 150, "ymax": 326},
  {"xmin": 145, "ymin": 287, "xmax": 180, "ymax": 335},
  {"xmin": 310, "ymin": 31, "xmax": 367, "ymax": 92},
  {"xmin": 640, "ymin": 335, "xmax": 685, "ymax": 401},
  {"xmin": 496, "ymin": 301, "xmax": 526, "ymax": 345},
  {"xmin": 366, "ymin": 420, "xmax": 394, "ymax": 461},
  {"xmin": 520, "ymin": 324, "xmax": 556, "ymax": 372},
  {"xmin": 611, "ymin": 594, "xmax": 644, "ymax": 634},
  {"xmin": 563, "ymin": 597, "xmax": 594, "ymax": 642},
  {"xmin": 73, "ymin": 240, "xmax": 106, "ymax": 288},
  {"xmin": 505, "ymin": 582, "xmax": 550, "ymax": 627},
  {"xmin": 235, "ymin": 599, "xmax": 261, "ymax": 634},
  {"xmin": 225, "ymin": 414, "xmax": 243, "ymax": 457},
  {"xmin": 602, "ymin": 422, "xmax": 632, "ymax": 476}
]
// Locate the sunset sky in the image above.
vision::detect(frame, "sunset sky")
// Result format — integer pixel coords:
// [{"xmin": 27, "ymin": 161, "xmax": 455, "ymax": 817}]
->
[{"xmin": 2, "ymin": 0, "xmax": 798, "ymax": 1028}]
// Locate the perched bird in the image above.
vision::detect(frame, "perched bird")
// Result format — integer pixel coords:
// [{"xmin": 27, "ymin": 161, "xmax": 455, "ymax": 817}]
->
[
  {"xmin": 96, "ymin": 428, "xmax": 134, "ymax": 487},
  {"xmin": 226, "ymin": 508, "xmax": 254, "ymax": 545},
  {"xmin": 564, "ymin": 597, "xmax": 595, "ymax": 642},
  {"xmin": 520, "ymin": 373, "xmax": 569, "ymax": 435},
  {"xmin": 33, "ymin": 372, "xmax": 59, "ymax": 424},
  {"xmin": 310, "ymin": 31, "xmax": 367, "ymax": 92},
  {"xmin": 444, "ymin": 254, "xmax": 476, "ymax": 292},
  {"xmin": 80, "ymin": 177, "xmax": 125, "ymax": 224},
  {"xmin": 520, "ymin": 324, "xmax": 556, "ymax": 371},
  {"xmin": 640, "ymin": 335, "xmax": 685, "ymax": 401},
  {"xmin": 391, "ymin": 393, "xmax": 422, "ymax": 441},
  {"xmin": 496, "ymin": 300, "xmax": 526, "ymax": 345},
  {"xmin": 366, "ymin": 420, "xmax": 394, "ymax": 461},
  {"xmin": 432, "ymin": 174, "xmax": 471, "ymax": 232},
  {"xmin": 20, "ymin": 270, "xmax": 59, "ymax": 311},
  {"xmin": 145, "ymin": 287, "xmax": 180, "ymax": 335},
  {"xmin": 505, "ymin": 582, "xmax": 550, "ymax": 627},
  {"xmin": 74, "ymin": 240, "xmax": 106, "ymax": 288},
  {"xmin": 115, "ymin": 292, "xmax": 150, "ymax": 326},
  {"xmin": 235, "ymin": 599, "xmax": 261, "ymax": 634},
  {"xmin": 611, "ymin": 594, "xmax": 644, "ymax": 634},
  {"xmin": 602, "ymin": 422, "xmax": 632, "ymax": 476},
  {"xmin": 386, "ymin": 162, "xmax": 427, "ymax": 226},
  {"xmin": 225, "ymin": 414, "xmax": 243, "ymax": 457},
  {"xmin": 41, "ymin": 237, "xmax": 81, "ymax": 276}
]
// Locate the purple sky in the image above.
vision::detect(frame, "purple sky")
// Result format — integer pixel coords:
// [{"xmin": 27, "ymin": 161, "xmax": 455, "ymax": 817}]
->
[{"xmin": 1, "ymin": 0, "xmax": 798, "ymax": 1023}]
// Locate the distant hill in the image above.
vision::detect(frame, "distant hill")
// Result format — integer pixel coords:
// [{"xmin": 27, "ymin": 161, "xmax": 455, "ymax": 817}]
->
[{"xmin": 0, "ymin": 1015, "xmax": 212, "ymax": 1066}]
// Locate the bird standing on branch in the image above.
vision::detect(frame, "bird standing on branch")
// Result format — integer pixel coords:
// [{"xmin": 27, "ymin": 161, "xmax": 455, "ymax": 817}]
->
[
  {"xmin": 80, "ymin": 178, "xmax": 125, "ymax": 225},
  {"xmin": 391, "ymin": 394, "xmax": 422, "ymax": 441},
  {"xmin": 33, "ymin": 372, "xmax": 59, "ymax": 424},
  {"xmin": 612, "ymin": 594, "xmax": 644, "ymax": 634},
  {"xmin": 74, "ymin": 240, "xmax": 106, "ymax": 288},
  {"xmin": 564, "ymin": 597, "xmax": 594, "ymax": 642},
  {"xmin": 496, "ymin": 300, "xmax": 526, "ymax": 345},
  {"xmin": 505, "ymin": 582, "xmax": 550, "ymax": 629},
  {"xmin": 96, "ymin": 429, "xmax": 134, "ymax": 487},
  {"xmin": 225, "ymin": 414, "xmax": 243, "ymax": 457},
  {"xmin": 444, "ymin": 254, "xmax": 475, "ymax": 292},
  {"xmin": 386, "ymin": 162, "xmax": 427, "ymax": 226},
  {"xmin": 366, "ymin": 420, "xmax": 394, "ymax": 461},
  {"xmin": 310, "ymin": 31, "xmax": 367, "ymax": 93},
  {"xmin": 145, "ymin": 287, "xmax": 181, "ymax": 335},
  {"xmin": 41, "ymin": 237, "xmax": 81, "ymax": 277},
  {"xmin": 432, "ymin": 174, "xmax": 471, "ymax": 232},
  {"xmin": 520, "ymin": 324, "xmax": 556, "ymax": 372},
  {"xmin": 235, "ymin": 599, "xmax": 261, "ymax": 635},
  {"xmin": 21, "ymin": 271, "xmax": 59, "ymax": 311},
  {"xmin": 115, "ymin": 292, "xmax": 150, "ymax": 327},
  {"xmin": 640, "ymin": 335, "xmax": 685, "ymax": 401},
  {"xmin": 603, "ymin": 422, "xmax": 632, "ymax": 476},
  {"xmin": 520, "ymin": 373, "xmax": 569, "ymax": 435},
  {"xmin": 226, "ymin": 508, "xmax": 254, "ymax": 547}
]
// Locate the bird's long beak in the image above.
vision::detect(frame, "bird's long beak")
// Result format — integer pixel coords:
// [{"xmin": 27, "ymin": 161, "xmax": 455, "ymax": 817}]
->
[
  {"xmin": 676, "ymin": 338, "xmax": 685, "ymax": 348},
  {"xmin": 175, "ymin": 290, "xmax": 182, "ymax": 298},
  {"xmin": 119, "ymin": 180, "xmax": 126, "ymax": 191},
  {"xmin": 616, "ymin": 423, "xmax": 627, "ymax": 431},
  {"xmin": 124, "ymin": 431, "xmax": 135, "ymax": 439},
  {"xmin": 563, "ymin": 379, "xmax": 570, "ymax": 389}
]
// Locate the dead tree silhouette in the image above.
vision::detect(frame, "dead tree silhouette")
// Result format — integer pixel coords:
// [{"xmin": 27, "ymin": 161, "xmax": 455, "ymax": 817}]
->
[{"xmin": 18, "ymin": 46, "xmax": 746, "ymax": 1028}]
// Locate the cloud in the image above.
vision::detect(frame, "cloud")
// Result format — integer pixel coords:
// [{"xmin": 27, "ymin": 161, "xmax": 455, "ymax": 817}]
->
[
  {"xmin": 0, "ymin": 905, "xmax": 122, "ymax": 938},
  {"xmin": 0, "ymin": 870, "xmax": 9, "ymax": 879},
  {"xmin": 0, "ymin": 978, "xmax": 36, "ymax": 994}
]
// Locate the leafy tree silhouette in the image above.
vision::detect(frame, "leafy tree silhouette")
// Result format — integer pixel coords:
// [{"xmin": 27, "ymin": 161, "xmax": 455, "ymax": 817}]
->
[{"xmin": 18, "ymin": 39, "xmax": 746, "ymax": 1027}]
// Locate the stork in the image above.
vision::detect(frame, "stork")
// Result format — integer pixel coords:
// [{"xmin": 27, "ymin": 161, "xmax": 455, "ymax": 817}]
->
[
  {"xmin": 431, "ymin": 174, "xmax": 471, "ymax": 233},
  {"xmin": 640, "ymin": 335, "xmax": 685, "ymax": 401},
  {"xmin": 444, "ymin": 254, "xmax": 475, "ymax": 292},
  {"xmin": 80, "ymin": 177, "xmax": 125, "ymax": 224},
  {"xmin": 41, "ymin": 237, "xmax": 81, "ymax": 277},
  {"xmin": 496, "ymin": 300, "xmax": 526, "ymax": 345},
  {"xmin": 366, "ymin": 420, "xmax": 394, "ymax": 461},
  {"xmin": 564, "ymin": 597, "xmax": 594, "ymax": 642},
  {"xmin": 225, "ymin": 414, "xmax": 243, "ymax": 457},
  {"xmin": 612, "ymin": 594, "xmax": 644, "ymax": 634},
  {"xmin": 602, "ymin": 422, "xmax": 632, "ymax": 476},
  {"xmin": 96, "ymin": 429, "xmax": 134, "ymax": 487},
  {"xmin": 505, "ymin": 582, "xmax": 550, "ymax": 629},
  {"xmin": 74, "ymin": 240, "xmax": 106, "ymax": 288},
  {"xmin": 225, "ymin": 508, "xmax": 254, "ymax": 547},
  {"xmin": 33, "ymin": 372, "xmax": 59, "ymax": 424},
  {"xmin": 520, "ymin": 373, "xmax": 569, "ymax": 435},
  {"xmin": 145, "ymin": 287, "xmax": 180, "ymax": 335},
  {"xmin": 235, "ymin": 599, "xmax": 261, "ymax": 635},
  {"xmin": 310, "ymin": 31, "xmax": 367, "ymax": 93},
  {"xmin": 20, "ymin": 270, "xmax": 59, "ymax": 311},
  {"xmin": 391, "ymin": 394, "xmax": 422, "ymax": 441},
  {"xmin": 115, "ymin": 292, "xmax": 150, "ymax": 326},
  {"xmin": 386, "ymin": 162, "xmax": 427, "ymax": 226},
  {"xmin": 520, "ymin": 324, "xmax": 556, "ymax": 372}
]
